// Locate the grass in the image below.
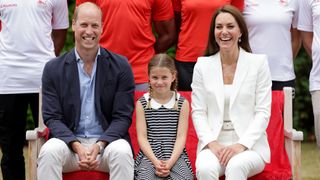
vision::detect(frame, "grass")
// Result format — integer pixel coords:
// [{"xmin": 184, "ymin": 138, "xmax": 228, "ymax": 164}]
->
[
  {"xmin": 0, "ymin": 142, "xmax": 319, "ymax": 179},
  {"xmin": 301, "ymin": 142, "xmax": 320, "ymax": 179}
]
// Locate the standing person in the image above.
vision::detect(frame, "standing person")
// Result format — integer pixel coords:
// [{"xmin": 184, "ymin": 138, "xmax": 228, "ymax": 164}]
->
[
  {"xmin": 172, "ymin": 0, "xmax": 244, "ymax": 91},
  {"xmin": 0, "ymin": 0, "xmax": 68, "ymax": 179},
  {"xmin": 191, "ymin": 5, "xmax": 272, "ymax": 179},
  {"xmin": 243, "ymin": 0, "xmax": 300, "ymax": 90},
  {"xmin": 37, "ymin": 2, "xmax": 135, "ymax": 179},
  {"xmin": 297, "ymin": 0, "xmax": 320, "ymax": 148},
  {"xmin": 135, "ymin": 54, "xmax": 194, "ymax": 179},
  {"xmin": 76, "ymin": 0, "xmax": 175, "ymax": 91}
]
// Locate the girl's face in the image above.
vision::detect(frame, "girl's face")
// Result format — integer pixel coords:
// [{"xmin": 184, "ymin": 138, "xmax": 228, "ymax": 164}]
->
[
  {"xmin": 149, "ymin": 66, "xmax": 176, "ymax": 94},
  {"xmin": 214, "ymin": 12, "xmax": 241, "ymax": 52}
]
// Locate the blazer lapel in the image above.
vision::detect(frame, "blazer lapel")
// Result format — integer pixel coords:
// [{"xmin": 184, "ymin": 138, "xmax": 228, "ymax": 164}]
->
[
  {"xmin": 230, "ymin": 49, "xmax": 249, "ymax": 108},
  {"xmin": 65, "ymin": 49, "xmax": 81, "ymax": 124},
  {"xmin": 95, "ymin": 48, "xmax": 110, "ymax": 111},
  {"xmin": 211, "ymin": 53, "xmax": 225, "ymax": 113}
]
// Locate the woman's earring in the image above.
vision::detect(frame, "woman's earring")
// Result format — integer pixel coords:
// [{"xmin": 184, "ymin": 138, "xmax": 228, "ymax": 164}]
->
[{"xmin": 238, "ymin": 37, "xmax": 241, "ymax": 43}]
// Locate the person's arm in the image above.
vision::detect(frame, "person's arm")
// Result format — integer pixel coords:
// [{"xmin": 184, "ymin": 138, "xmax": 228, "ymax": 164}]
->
[
  {"xmin": 98, "ymin": 56, "xmax": 135, "ymax": 144},
  {"xmin": 42, "ymin": 60, "xmax": 79, "ymax": 145},
  {"xmin": 300, "ymin": 31, "xmax": 313, "ymax": 57},
  {"xmin": 291, "ymin": 27, "xmax": 301, "ymax": 59},
  {"xmin": 173, "ymin": 11, "xmax": 181, "ymax": 44},
  {"xmin": 154, "ymin": 19, "xmax": 176, "ymax": 53},
  {"xmin": 136, "ymin": 100, "xmax": 167, "ymax": 176},
  {"xmin": 165, "ymin": 99, "xmax": 189, "ymax": 169},
  {"xmin": 52, "ymin": 29, "xmax": 68, "ymax": 56},
  {"xmin": 237, "ymin": 55, "xmax": 272, "ymax": 150}
]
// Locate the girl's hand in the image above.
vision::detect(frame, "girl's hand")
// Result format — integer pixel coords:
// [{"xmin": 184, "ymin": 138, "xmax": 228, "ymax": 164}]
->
[{"xmin": 154, "ymin": 160, "xmax": 170, "ymax": 177}]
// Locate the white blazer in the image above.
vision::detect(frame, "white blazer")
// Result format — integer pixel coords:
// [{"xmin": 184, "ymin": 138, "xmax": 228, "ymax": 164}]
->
[{"xmin": 191, "ymin": 48, "xmax": 272, "ymax": 163}]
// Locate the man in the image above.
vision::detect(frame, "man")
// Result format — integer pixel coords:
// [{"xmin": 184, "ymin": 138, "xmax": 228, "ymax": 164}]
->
[
  {"xmin": 76, "ymin": 0, "xmax": 175, "ymax": 90},
  {"xmin": 37, "ymin": 2, "xmax": 135, "ymax": 179},
  {"xmin": 0, "ymin": 0, "xmax": 68, "ymax": 179},
  {"xmin": 298, "ymin": 0, "xmax": 320, "ymax": 149}
]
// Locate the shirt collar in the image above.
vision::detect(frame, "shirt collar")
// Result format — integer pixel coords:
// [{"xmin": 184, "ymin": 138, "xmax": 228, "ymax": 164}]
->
[{"xmin": 74, "ymin": 47, "xmax": 101, "ymax": 62}]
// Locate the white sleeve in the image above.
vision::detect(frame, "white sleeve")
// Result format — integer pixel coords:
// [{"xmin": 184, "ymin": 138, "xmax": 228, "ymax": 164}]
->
[
  {"xmin": 291, "ymin": 0, "xmax": 299, "ymax": 28},
  {"xmin": 52, "ymin": 0, "xmax": 69, "ymax": 29},
  {"xmin": 191, "ymin": 59, "xmax": 215, "ymax": 150},
  {"xmin": 297, "ymin": 0, "xmax": 313, "ymax": 32}
]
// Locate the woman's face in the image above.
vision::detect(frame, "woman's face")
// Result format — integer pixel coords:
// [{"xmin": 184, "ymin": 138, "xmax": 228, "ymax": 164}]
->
[{"xmin": 214, "ymin": 12, "xmax": 242, "ymax": 52}]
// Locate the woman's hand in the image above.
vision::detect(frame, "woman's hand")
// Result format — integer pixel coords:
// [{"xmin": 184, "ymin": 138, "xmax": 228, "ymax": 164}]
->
[
  {"xmin": 207, "ymin": 141, "xmax": 225, "ymax": 159},
  {"xmin": 219, "ymin": 143, "xmax": 247, "ymax": 166}
]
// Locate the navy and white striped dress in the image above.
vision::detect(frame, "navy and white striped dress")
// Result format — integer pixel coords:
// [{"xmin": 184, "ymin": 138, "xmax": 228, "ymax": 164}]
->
[{"xmin": 134, "ymin": 92, "xmax": 194, "ymax": 180}]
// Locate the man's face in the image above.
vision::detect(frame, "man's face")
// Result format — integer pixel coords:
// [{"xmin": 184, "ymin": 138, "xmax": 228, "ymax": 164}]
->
[{"xmin": 72, "ymin": 6, "xmax": 102, "ymax": 52}]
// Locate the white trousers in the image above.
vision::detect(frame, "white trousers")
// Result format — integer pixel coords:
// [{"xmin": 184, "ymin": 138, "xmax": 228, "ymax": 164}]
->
[
  {"xmin": 37, "ymin": 138, "xmax": 134, "ymax": 180},
  {"xmin": 196, "ymin": 130, "xmax": 265, "ymax": 180},
  {"xmin": 311, "ymin": 90, "xmax": 320, "ymax": 148}
]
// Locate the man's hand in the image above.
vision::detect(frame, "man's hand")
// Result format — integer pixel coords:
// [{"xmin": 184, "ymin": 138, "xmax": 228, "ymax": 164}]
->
[
  {"xmin": 84, "ymin": 143, "xmax": 100, "ymax": 170},
  {"xmin": 70, "ymin": 141, "xmax": 101, "ymax": 170}
]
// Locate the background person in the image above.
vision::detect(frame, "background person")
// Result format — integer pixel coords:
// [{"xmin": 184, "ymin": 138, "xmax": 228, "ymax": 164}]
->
[
  {"xmin": 191, "ymin": 5, "xmax": 272, "ymax": 179},
  {"xmin": 76, "ymin": 0, "xmax": 175, "ymax": 91},
  {"xmin": 243, "ymin": 0, "xmax": 300, "ymax": 90},
  {"xmin": 297, "ymin": 0, "xmax": 320, "ymax": 149},
  {"xmin": 172, "ymin": 0, "xmax": 243, "ymax": 91},
  {"xmin": 37, "ymin": 3, "xmax": 135, "ymax": 179},
  {"xmin": 0, "ymin": 0, "xmax": 68, "ymax": 179}
]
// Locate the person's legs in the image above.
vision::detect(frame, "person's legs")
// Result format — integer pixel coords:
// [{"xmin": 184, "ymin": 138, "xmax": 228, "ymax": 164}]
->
[
  {"xmin": 0, "ymin": 94, "xmax": 29, "ymax": 180},
  {"xmin": 37, "ymin": 138, "xmax": 80, "ymax": 180},
  {"xmin": 225, "ymin": 150, "xmax": 265, "ymax": 180},
  {"xmin": 99, "ymin": 139, "xmax": 133, "ymax": 179},
  {"xmin": 28, "ymin": 93, "xmax": 39, "ymax": 128},
  {"xmin": 196, "ymin": 149, "xmax": 224, "ymax": 180},
  {"xmin": 311, "ymin": 90, "xmax": 320, "ymax": 148},
  {"xmin": 175, "ymin": 60, "xmax": 195, "ymax": 91}
]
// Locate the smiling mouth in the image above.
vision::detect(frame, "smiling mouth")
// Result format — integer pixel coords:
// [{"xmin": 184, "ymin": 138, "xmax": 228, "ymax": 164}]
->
[
  {"xmin": 82, "ymin": 37, "xmax": 95, "ymax": 40},
  {"xmin": 220, "ymin": 37, "xmax": 232, "ymax": 41}
]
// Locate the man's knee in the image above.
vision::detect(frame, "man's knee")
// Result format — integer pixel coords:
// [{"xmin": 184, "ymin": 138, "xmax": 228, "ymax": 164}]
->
[
  {"xmin": 38, "ymin": 138, "xmax": 67, "ymax": 161},
  {"xmin": 104, "ymin": 139, "xmax": 132, "ymax": 160}
]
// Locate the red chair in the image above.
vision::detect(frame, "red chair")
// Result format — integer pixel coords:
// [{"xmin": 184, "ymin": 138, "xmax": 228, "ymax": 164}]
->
[{"xmin": 26, "ymin": 88, "xmax": 303, "ymax": 180}]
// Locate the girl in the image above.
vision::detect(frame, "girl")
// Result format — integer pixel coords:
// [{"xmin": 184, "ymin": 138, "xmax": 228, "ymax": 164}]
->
[{"xmin": 134, "ymin": 54, "xmax": 194, "ymax": 179}]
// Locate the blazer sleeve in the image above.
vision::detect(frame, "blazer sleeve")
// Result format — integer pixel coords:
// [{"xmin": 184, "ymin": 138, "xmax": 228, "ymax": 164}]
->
[
  {"xmin": 42, "ymin": 60, "xmax": 79, "ymax": 145},
  {"xmin": 191, "ymin": 59, "xmax": 216, "ymax": 150},
  {"xmin": 99, "ymin": 58, "xmax": 135, "ymax": 144},
  {"xmin": 238, "ymin": 55, "xmax": 272, "ymax": 149}
]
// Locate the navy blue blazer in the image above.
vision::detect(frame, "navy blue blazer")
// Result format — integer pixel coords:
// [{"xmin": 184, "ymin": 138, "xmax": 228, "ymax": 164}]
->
[{"xmin": 41, "ymin": 47, "xmax": 135, "ymax": 147}]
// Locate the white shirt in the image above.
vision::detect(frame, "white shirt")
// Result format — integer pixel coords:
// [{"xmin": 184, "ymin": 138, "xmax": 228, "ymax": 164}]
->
[
  {"xmin": 243, "ymin": 0, "xmax": 298, "ymax": 82},
  {"xmin": 0, "ymin": 0, "xmax": 69, "ymax": 94},
  {"xmin": 297, "ymin": 0, "xmax": 320, "ymax": 91}
]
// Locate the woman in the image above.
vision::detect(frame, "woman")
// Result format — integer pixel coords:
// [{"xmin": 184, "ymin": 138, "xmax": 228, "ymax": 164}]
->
[
  {"xmin": 172, "ymin": 0, "xmax": 243, "ymax": 91},
  {"xmin": 191, "ymin": 5, "xmax": 272, "ymax": 179},
  {"xmin": 243, "ymin": 0, "xmax": 300, "ymax": 90}
]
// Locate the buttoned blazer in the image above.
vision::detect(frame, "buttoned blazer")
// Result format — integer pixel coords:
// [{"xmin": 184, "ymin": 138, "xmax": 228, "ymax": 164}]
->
[
  {"xmin": 191, "ymin": 48, "xmax": 272, "ymax": 162},
  {"xmin": 41, "ymin": 47, "xmax": 135, "ymax": 146}
]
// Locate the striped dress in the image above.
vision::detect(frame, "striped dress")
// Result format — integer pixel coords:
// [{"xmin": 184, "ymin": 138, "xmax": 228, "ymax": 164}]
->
[{"xmin": 134, "ymin": 92, "xmax": 194, "ymax": 180}]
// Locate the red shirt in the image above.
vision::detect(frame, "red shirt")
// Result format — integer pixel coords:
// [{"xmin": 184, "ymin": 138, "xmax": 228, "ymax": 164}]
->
[
  {"xmin": 76, "ymin": 0, "xmax": 174, "ymax": 83},
  {"xmin": 172, "ymin": 0, "xmax": 243, "ymax": 62}
]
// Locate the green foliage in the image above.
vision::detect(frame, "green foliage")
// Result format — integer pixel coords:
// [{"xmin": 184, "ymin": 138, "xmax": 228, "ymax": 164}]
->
[{"xmin": 294, "ymin": 48, "xmax": 314, "ymax": 140}]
